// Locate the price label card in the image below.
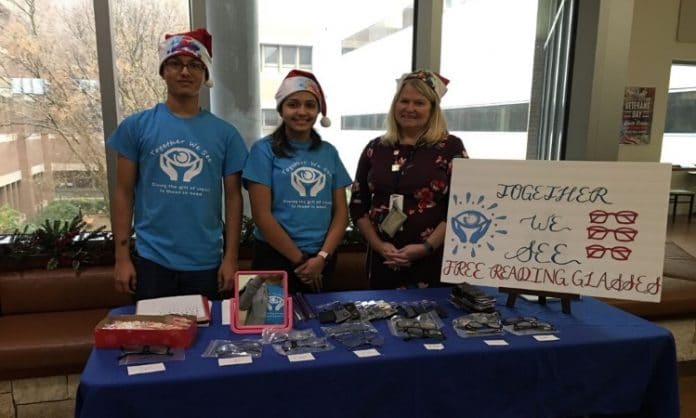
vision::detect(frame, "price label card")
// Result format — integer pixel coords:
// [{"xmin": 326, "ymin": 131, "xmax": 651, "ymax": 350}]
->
[
  {"xmin": 484, "ymin": 339, "xmax": 509, "ymax": 346},
  {"xmin": 288, "ymin": 353, "xmax": 315, "ymax": 362},
  {"xmin": 127, "ymin": 363, "xmax": 166, "ymax": 376},
  {"xmin": 424, "ymin": 343, "xmax": 445, "ymax": 350},
  {"xmin": 534, "ymin": 335, "xmax": 560, "ymax": 342},
  {"xmin": 353, "ymin": 349, "xmax": 381, "ymax": 358},
  {"xmin": 218, "ymin": 356, "xmax": 253, "ymax": 366}
]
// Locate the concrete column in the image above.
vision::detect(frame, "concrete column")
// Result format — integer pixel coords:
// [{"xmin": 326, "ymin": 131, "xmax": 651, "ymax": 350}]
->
[{"xmin": 565, "ymin": 0, "xmax": 633, "ymax": 161}]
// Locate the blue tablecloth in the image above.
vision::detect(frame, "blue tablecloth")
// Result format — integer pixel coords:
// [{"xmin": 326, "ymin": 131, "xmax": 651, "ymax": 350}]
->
[{"xmin": 75, "ymin": 287, "xmax": 679, "ymax": 418}]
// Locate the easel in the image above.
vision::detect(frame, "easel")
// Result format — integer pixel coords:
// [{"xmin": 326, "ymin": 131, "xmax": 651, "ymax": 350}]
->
[{"xmin": 499, "ymin": 287, "xmax": 580, "ymax": 314}]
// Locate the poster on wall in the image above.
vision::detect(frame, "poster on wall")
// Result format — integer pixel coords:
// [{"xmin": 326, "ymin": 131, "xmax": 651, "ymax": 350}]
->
[
  {"xmin": 620, "ymin": 86, "xmax": 656, "ymax": 144},
  {"xmin": 441, "ymin": 160, "xmax": 671, "ymax": 302}
]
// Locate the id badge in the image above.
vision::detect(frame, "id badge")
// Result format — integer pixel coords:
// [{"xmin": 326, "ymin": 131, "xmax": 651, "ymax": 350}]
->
[
  {"xmin": 380, "ymin": 206, "xmax": 408, "ymax": 238},
  {"xmin": 389, "ymin": 194, "xmax": 404, "ymax": 211}
]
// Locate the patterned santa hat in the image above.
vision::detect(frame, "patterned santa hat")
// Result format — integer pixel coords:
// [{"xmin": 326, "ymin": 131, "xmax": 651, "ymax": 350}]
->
[
  {"xmin": 275, "ymin": 69, "xmax": 331, "ymax": 127},
  {"xmin": 397, "ymin": 70, "xmax": 449, "ymax": 99},
  {"xmin": 158, "ymin": 28, "xmax": 213, "ymax": 88}
]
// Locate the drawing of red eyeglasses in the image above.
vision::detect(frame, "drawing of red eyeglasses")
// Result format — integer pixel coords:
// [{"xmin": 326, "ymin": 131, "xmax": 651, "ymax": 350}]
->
[
  {"xmin": 585, "ymin": 244, "xmax": 632, "ymax": 261},
  {"xmin": 586, "ymin": 225, "xmax": 638, "ymax": 242},
  {"xmin": 588, "ymin": 210, "xmax": 638, "ymax": 224}
]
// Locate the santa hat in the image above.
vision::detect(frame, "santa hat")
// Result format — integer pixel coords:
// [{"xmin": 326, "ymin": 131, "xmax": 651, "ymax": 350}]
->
[
  {"xmin": 275, "ymin": 69, "xmax": 331, "ymax": 127},
  {"xmin": 158, "ymin": 28, "xmax": 214, "ymax": 88},
  {"xmin": 397, "ymin": 70, "xmax": 449, "ymax": 99}
]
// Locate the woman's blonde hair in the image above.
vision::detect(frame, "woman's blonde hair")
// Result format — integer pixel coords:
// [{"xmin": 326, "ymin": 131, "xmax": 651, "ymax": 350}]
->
[{"xmin": 381, "ymin": 77, "xmax": 449, "ymax": 146}]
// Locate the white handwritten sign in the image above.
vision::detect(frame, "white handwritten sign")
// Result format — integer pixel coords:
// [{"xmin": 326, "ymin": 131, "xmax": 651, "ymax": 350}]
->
[{"xmin": 441, "ymin": 160, "xmax": 671, "ymax": 302}]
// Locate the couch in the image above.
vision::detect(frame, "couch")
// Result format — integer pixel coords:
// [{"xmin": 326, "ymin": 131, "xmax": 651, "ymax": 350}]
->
[{"xmin": 0, "ymin": 266, "xmax": 130, "ymax": 380}]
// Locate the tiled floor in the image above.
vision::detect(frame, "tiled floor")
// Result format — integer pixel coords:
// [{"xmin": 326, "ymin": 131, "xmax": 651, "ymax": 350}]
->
[{"xmin": 666, "ymin": 214, "xmax": 696, "ymax": 417}]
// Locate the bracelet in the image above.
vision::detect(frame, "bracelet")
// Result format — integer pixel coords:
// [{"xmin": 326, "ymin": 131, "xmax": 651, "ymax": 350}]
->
[{"xmin": 423, "ymin": 241, "xmax": 435, "ymax": 254}]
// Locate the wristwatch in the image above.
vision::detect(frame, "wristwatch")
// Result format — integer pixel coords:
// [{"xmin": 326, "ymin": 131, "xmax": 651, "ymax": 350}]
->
[{"xmin": 318, "ymin": 250, "xmax": 330, "ymax": 260}]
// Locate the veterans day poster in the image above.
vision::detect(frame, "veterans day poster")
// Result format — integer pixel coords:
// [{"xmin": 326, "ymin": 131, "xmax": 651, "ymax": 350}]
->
[
  {"xmin": 441, "ymin": 160, "xmax": 671, "ymax": 302},
  {"xmin": 620, "ymin": 86, "xmax": 656, "ymax": 145}
]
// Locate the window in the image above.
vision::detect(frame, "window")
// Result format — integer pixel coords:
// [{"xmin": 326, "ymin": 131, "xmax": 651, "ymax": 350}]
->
[
  {"xmin": 261, "ymin": 43, "xmax": 313, "ymax": 70},
  {"xmin": 0, "ymin": 1, "xmax": 107, "ymax": 233},
  {"xmin": 263, "ymin": 45, "xmax": 279, "ymax": 67},
  {"xmin": 259, "ymin": 0, "xmax": 414, "ymax": 176},
  {"xmin": 261, "ymin": 109, "xmax": 281, "ymax": 130},
  {"xmin": 440, "ymin": 0, "xmax": 539, "ymax": 159},
  {"xmin": 661, "ymin": 63, "xmax": 696, "ymax": 167},
  {"xmin": 11, "ymin": 78, "xmax": 46, "ymax": 95}
]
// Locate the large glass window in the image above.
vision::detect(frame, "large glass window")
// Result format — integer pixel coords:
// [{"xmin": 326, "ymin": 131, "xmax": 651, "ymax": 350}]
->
[
  {"xmin": 661, "ymin": 63, "xmax": 696, "ymax": 167},
  {"xmin": 440, "ymin": 0, "xmax": 539, "ymax": 159},
  {"xmin": 258, "ymin": 0, "xmax": 414, "ymax": 176},
  {"xmin": 0, "ymin": 0, "xmax": 106, "ymax": 233},
  {"xmin": 0, "ymin": 0, "xmax": 189, "ymax": 234}
]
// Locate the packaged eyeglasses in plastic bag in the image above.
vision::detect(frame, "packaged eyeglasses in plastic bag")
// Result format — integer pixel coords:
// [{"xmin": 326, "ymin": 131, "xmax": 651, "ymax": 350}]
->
[
  {"xmin": 321, "ymin": 321, "xmax": 384, "ymax": 350},
  {"xmin": 452, "ymin": 312, "xmax": 504, "ymax": 337},
  {"xmin": 502, "ymin": 316, "xmax": 557, "ymax": 336},
  {"xmin": 117, "ymin": 345, "xmax": 185, "ymax": 365},
  {"xmin": 388, "ymin": 312, "xmax": 446, "ymax": 341},
  {"xmin": 353, "ymin": 300, "xmax": 398, "ymax": 321},
  {"xmin": 449, "ymin": 283, "xmax": 497, "ymax": 313},
  {"xmin": 202, "ymin": 339, "xmax": 263, "ymax": 358},
  {"xmin": 394, "ymin": 300, "xmax": 447, "ymax": 318},
  {"xmin": 261, "ymin": 328, "xmax": 314, "ymax": 345},
  {"xmin": 272, "ymin": 334, "xmax": 334, "ymax": 356},
  {"xmin": 316, "ymin": 301, "xmax": 361, "ymax": 323}
]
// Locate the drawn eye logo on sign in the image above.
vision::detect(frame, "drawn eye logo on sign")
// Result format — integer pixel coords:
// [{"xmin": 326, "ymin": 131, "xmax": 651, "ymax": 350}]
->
[{"xmin": 448, "ymin": 192, "xmax": 508, "ymax": 257}]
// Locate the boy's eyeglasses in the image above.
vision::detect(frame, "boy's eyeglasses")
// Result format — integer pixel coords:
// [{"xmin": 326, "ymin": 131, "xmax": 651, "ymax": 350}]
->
[{"xmin": 164, "ymin": 59, "xmax": 206, "ymax": 73}]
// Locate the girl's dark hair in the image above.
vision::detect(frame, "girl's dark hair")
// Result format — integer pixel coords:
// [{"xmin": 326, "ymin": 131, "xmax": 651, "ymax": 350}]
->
[{"xmin": 270, "ymin": 122, "xmax": 322, "ymax": 157}]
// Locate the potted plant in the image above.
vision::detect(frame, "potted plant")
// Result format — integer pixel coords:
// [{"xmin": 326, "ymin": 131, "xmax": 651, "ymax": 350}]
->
[{"xmin": 2, "ymin": 210, "xmax": 112, "ymax": 272}]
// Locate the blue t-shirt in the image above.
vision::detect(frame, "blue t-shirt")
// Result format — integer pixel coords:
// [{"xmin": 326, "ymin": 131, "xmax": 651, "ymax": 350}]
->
[
  {"xmin": 107, "ymin": 103, "xmax": 248, "ymax": 270},
  {"xmin": 264, "ymin": 283, "xmax": 285, "ymax": 324},
  {"xmin": 242, "ymin": 136, "xmax": 352, "ymax": 253}
]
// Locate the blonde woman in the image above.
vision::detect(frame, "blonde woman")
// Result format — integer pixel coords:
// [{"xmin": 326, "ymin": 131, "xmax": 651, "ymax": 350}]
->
[{"xmin": 349, "ymin": 70, "xmax": 468, "ymax": 289}]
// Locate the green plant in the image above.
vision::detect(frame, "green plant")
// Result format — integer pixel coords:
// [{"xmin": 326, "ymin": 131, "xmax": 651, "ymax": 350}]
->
[
  {"xmin": 8, "ymin": 210, "xmax": 110, "ymax": 271},
  {"xmin": 0, "ymin": 205, "xmax": 24, "ymax": 234}
]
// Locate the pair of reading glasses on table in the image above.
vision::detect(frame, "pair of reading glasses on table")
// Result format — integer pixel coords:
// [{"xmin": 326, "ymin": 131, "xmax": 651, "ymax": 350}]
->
[
  {"xmin": 117, "ymin": 345, "xmax": 172, "ymax": 360},
  {"xmin": 503, "ymin": 316, "xmax": 555, "ymax": 332},
  {"xmin": 394, "ymin": 318, "xmax": 445, "ymax": 340},
  {"xmin": 453, "ymin": 315, "xmax": 503, "ymax": 333}
]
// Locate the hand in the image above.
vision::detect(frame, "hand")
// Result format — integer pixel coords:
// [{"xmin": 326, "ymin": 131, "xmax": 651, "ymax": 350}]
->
[
  {"xmin": 377, "ymin": 241, "xmax": 411, "ymax": 270},
  {"xmin": 217, "ymin": 258, "xmax": 237, "ymax": 292},
  {"xmin": 375, "ymin": 241, "xmax": 399, "ymax": 260},
  {"xmin": 294, "ymin": 257, "xmax": 325, "ymax": 292},
  {"xmin": 114, "ymin": 258, "xmax": 136, "ymax": 294},
  {"xmin": 395, "ymin": 243, "xmax": 430, "ymax": 261}
]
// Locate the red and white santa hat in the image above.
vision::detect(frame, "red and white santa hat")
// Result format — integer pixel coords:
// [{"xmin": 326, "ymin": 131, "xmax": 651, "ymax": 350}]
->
[
  {"xmin": 397, "ymin": 70, "xmax": 449, "ymax": 99},
  {"xmin": 158, "ymin": 28, "xmax": 213, "ymax": 88},
  {"xmin": 275, "ymin": 69, "xmax": 331, "ymax": 127}
]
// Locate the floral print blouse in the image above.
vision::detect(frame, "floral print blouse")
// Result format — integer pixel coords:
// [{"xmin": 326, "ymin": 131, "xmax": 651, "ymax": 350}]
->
[{"xmin": 349, "ymin": 135, "xmax": 468, "ymax": 247}]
